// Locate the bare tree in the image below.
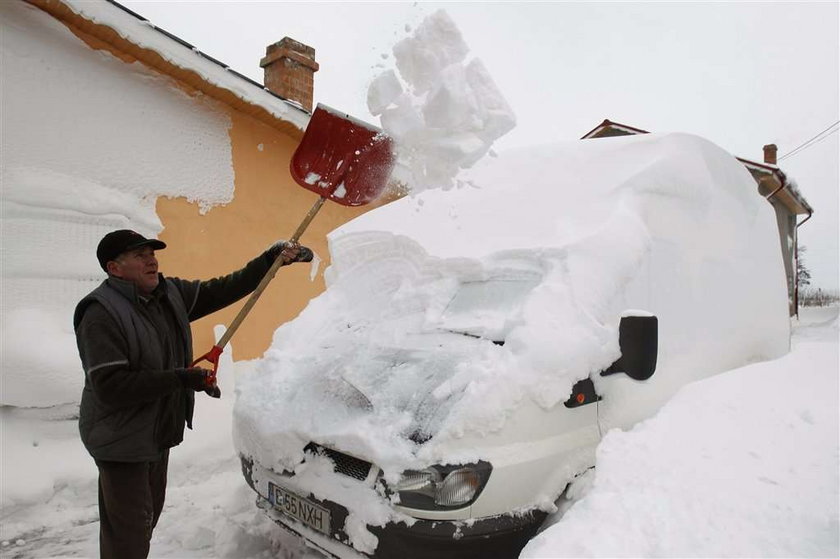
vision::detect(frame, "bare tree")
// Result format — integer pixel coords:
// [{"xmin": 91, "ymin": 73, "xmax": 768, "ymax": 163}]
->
[{"xmin": 800, "ymin": 287, "xmax": 839, "ymax": 307}]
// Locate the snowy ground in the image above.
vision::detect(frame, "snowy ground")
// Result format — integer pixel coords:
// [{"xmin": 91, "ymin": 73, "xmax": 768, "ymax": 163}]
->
[{"xmin": 1, "ymin": 306, "xmax": 836, "ymax": 558}]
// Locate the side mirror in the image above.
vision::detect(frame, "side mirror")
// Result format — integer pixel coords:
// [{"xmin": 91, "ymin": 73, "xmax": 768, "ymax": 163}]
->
[{"xmin": 601, "ymin": 314, "xmax": 658, "ymax": 381}]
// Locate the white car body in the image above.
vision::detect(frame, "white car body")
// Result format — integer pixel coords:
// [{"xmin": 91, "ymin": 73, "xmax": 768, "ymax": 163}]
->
[{"xmin": 234, "ymin": 133, "xmax": 790, "ymax": 558}]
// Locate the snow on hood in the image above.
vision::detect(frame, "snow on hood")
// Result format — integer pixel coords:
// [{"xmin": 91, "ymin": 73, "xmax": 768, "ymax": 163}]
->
[{"xmin": 233, "ymin": 131, "xmax": 783, "ymax": 478}]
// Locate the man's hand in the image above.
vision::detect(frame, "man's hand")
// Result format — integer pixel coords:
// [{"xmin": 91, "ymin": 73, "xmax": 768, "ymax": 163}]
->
[
  {"xmin": 177, "ymin": 368, "xmax": 222, "ymax": 398},
  {"xmin": 269, "ymin": 241, "xmax": 314, "ymax": 265},
  {"xmin": 177, "ymin": 367, "xmax": 211, "ymax": 390}
]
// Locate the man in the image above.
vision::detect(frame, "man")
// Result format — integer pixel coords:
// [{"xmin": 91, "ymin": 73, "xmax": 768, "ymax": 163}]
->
[{"xmin": 74, "ymin": 229, "xmax": 312, "ymax": 559}]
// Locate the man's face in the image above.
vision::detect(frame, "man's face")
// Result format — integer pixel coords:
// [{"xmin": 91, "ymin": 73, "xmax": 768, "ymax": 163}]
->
[{"xmin": 107, "ymin": 246, "xmax": 159, "ymax": 295}]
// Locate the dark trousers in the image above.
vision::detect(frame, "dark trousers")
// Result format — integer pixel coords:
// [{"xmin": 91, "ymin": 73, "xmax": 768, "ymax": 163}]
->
[{"xmin": 95, "ymin": 450, "xmax": 169, "ymax": 559}]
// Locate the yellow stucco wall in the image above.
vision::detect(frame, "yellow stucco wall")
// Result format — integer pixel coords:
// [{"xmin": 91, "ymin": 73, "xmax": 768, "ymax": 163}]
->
[{"xmin": 156, "ymin": 109, "xmax": 379, "ymax": 361}]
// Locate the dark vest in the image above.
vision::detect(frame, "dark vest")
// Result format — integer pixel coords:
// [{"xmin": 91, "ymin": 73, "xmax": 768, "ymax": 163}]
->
[{"xmin": 75, "ymin": 277, "xmax": 195, "ymax": 462}]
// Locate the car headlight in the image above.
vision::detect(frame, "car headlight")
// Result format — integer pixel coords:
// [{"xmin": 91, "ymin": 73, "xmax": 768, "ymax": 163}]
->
[{"xmin": 394, "ymin": 461, "xmax": 492, "ymax": 510}]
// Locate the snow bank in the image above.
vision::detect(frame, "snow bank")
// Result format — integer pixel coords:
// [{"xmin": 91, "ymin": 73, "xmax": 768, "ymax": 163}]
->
[
  {"xmin": 234, "ymin": 131, "xmax": 790, "ymax": 550},
  {"xmin": 367, "ymin": 10, "xmax": 516, "ymax": 192},
  {"xmin": 522, "ymin": 307, "xmax": 839, "ymax": 558},
  {"xmin": 0, "ymin": 349, "xmax": 324, "ymax": 559},
  {"xmin": 1, "ymin": 308, "xmax": 84, "ymax": 408}
]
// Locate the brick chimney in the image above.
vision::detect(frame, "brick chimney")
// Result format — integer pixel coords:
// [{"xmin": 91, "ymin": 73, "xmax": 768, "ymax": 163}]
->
[
  {"xmin": 763, "ymin": 143, "xmax": 778, "ymax": 165},
  {"xmin": 260, "ymin": 38, "xmax": 319, "ymax": 112}
]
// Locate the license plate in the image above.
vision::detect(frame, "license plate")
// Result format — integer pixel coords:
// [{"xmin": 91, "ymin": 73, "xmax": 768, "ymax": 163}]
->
[{"xmin": 269, "ymin": 482, "xmax": 331, "ymax": 535}]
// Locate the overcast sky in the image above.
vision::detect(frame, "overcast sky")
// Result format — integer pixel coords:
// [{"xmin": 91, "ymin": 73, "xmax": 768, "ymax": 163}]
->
[{"xmin": 122, "ymin": 1, "xmax": 839, "ymax": 290}]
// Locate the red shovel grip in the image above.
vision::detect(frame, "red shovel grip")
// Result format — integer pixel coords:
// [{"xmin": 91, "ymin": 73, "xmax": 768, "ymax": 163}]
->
[{"xmin": 192, "ymin": 345, "xmax": 223, "ymax": 389}]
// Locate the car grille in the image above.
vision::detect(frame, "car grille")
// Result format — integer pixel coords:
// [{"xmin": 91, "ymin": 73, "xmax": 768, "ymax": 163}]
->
[{"xmin": 305, "ymin": 443, "xmax": 372, "ymax": 481}]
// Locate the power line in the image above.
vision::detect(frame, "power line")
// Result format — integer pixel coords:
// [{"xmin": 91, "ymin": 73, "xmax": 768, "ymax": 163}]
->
[
  {"xmin": 779, "ymin": 120, "xmax": 840, "ymax": 162},
  {"xmin": 779, "ymin": 126, "xmax": 838, "ymax": 162},
  {"xmin": 779, "ymin": 121, "xmax": 839, "ymax": 161}
]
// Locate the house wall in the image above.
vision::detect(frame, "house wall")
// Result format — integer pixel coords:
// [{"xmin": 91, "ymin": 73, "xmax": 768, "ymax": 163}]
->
[
  {"xmin": 0, "ymin": 1, "xmax": 379, "ymax": 406},
  {"xmin": 768, "ymin": 200, "xmax": 797, "ymax": 313},
  {"xmin": 753, "ymin": 173, "xmax": 797, "ymax": 314}
]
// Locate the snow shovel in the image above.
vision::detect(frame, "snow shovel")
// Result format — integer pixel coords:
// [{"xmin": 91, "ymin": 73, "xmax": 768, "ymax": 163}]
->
[{"xmin": 192, "ymin": 104, "xmax": 396, "ymax": 385}]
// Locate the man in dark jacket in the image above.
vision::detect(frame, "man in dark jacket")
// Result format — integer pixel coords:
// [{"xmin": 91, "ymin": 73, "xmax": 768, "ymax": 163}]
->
[{"xmin": 74, "ymin": 229, "xmax": 312, "ymax": 559}]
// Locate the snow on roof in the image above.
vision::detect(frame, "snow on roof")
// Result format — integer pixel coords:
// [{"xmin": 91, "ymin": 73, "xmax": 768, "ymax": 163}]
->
[
  {"xmin": 29, "ymin": 0, "xmax": 309, "ymax": 134},
  {"xmin": 582, "ymin": 119, "xmax": 812, "ymax": 216}
]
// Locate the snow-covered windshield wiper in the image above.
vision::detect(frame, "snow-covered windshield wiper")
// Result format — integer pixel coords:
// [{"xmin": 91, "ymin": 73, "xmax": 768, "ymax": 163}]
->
[{"xmin": 441, "ymin": 329, "xmax": 505, "ymax": 346}]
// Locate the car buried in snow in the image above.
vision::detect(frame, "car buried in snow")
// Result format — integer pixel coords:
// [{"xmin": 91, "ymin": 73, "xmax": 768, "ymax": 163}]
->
[{"xmin": 233, "ymin": 133, "xmax": 790, "ymax": 558}]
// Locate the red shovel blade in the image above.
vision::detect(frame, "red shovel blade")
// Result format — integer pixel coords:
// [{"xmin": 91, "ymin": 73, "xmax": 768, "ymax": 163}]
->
[{"xmin": 291, "ymin": 104, "xmax": 396, "ymax": 207}]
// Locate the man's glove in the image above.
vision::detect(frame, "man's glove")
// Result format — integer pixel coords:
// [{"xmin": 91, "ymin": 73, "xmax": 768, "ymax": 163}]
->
[
  {"xmin": 176, "ymin": 367, "xmax": 221, "ymax": 398},
  {"xmin": 268, "ymin": 240, "xmax": 314, "ymax": 265},
  {"xmin": 177, "ymin": 367, "xmax": 211, "ymax": 391}
]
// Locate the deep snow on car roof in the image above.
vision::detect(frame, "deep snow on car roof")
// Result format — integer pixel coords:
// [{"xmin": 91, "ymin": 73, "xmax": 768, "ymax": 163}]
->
[{"xmin": 332, "ymin": 132, "xmax": 758, "ymax": 258}]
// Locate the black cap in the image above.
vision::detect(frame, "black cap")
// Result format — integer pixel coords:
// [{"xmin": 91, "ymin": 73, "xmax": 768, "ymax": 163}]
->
[{"xmin": 97, "ymin": 229, "xmax": 166, "ymax": 272}]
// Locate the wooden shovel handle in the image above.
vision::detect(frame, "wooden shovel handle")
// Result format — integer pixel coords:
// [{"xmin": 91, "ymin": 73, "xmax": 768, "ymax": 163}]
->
[{"xmin": 215, "ymin": 196, "xmax": 326, "ymax": 350}]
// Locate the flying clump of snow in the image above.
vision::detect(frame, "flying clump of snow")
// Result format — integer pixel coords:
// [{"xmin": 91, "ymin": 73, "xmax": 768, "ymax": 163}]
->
[{"xmin": 366, "ymin": 10, "xmax": 516, "ymax": 192}]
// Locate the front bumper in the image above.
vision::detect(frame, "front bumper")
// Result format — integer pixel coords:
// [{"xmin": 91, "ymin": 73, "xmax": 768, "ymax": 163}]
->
[
  {"xmin": 256, "ymin": 492, "xmax": 545, "ymax": 559},
  {"xmin": 370, "ymin": 509, "xmax": 546, "ymax": 559},
  {"xmin": 243, "ymin": 456, "xmax": 545, "ymax": 559}
]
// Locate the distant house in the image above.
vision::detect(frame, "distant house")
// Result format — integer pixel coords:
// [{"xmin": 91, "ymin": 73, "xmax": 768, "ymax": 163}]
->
[{"xmin": 581, "ymin": 119, "xmax": 813, "ymax": 316}]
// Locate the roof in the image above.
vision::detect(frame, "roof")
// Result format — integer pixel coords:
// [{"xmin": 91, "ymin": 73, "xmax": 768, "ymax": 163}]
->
[
  {"xmin": 27, "ymin": 0, "xmax": 310, "ymax": 138},
  {"xmin": 581, "ymin": 119, "xmax": 650, "ymax": 139},
  {"xmin": 581, "ymin": 119, "xmax": 812, "ymax": 217}
]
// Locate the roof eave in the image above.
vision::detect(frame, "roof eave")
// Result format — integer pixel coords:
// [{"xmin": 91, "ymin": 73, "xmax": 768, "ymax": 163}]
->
[
  {"xmin": 581, "ymin": 119, "xmax": 651, "ymax": 139},
  {"xmin": 737, "ymin": 157, "xmax": 812, "ymax": 215},
  {"xmin": 27, "ymin": 0, "xmax": 310, "ymax": 138}
]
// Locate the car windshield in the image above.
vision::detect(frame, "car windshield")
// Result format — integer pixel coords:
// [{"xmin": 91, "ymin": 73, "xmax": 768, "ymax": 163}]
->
[{"xmin": 437, "ymin": 278, "xmax": 540, "ymax": 342}]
